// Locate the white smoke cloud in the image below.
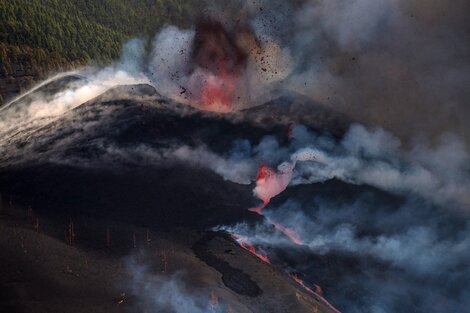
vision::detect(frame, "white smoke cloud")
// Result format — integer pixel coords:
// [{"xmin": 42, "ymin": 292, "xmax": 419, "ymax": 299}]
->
[
  {"xmin": 0, "ymin": 40, "xmax": 149, "ymax": 147},
  {"xmin": 288, "ymin": 124, "xmax": 470, "ymax": 209},
  {"xmin": 126, "ymin": 259, "xmax": 227, "ymax": 313},
  {"xmin": 218, "ymin": 193, "xmax": 470, "ymax": 312}
]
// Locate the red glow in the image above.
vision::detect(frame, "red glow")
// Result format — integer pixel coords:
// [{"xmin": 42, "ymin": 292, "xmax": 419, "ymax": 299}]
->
[
  {"xmin": 256, "ymin": 164, "xmax": 275, "ymax": 181},
  {"xmin": 248, "ymin": 200, "xmax": 269, "ymax": 215},
  {"xmin": 230, "ymin": 234, "xmax": 271, "ymax": 264},
  {"xmin": 199, "ymin": 64, "xmax": 238, "ymax": 112},
  {"xmin": 291, "ymin": 275, "xmax": 342, "ymax": 313},
  {"xmin": 248, "ymin": 164, "xmax": 275, "ymax": 214},
  {"xmin": 249, "ymin": 164, "xmax": 304, "ymax": 245},
  {"xmin": 292, "ymin": 275, "xmax": 316, "ymax": 294},
  {"xmin": 269, "ymin": 219, "xmax": 303, "ymax": 245}
]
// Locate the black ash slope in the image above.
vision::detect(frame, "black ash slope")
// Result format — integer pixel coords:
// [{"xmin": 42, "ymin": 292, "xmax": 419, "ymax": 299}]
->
[{"xmin": 0, "ymin": 81, "xmax": 348, "ymax": 231}]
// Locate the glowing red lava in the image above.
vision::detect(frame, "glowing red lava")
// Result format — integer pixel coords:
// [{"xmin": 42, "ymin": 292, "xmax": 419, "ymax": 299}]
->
[
  {"xmin": 200, "ymin": 66, "xmax": 237, "ymax": 112},
  {"xmin": 249, "ymin": 164, "xmax": 304, "ymax": 245},
  {"xmin": 291, "ymin": 275, "xmax": 342, "ymax": 313},
  {"xmin": 269, "ymin": 219, "xmax": 303, "ymax": 245},
  {"xmin": 248, "ymin": 201, "xmax": 268, "ymax": 215},
  {"xmin": 292, "ymin": 275, "xmax": 316, "ymax": 294},
  {"xmin": 230, "ymin": 234, "xmax": 271, "ymax": 264},
  {"xmin": 256, "ymin": 164, "xmax": 275, "ymax": 181},
  {"xmin": 190, "ymin": 17, "xmax": 250, "ymax": 113},
  {"xmin": 249, "ymin": 164, "xmax": 275, "ymax": 214}
]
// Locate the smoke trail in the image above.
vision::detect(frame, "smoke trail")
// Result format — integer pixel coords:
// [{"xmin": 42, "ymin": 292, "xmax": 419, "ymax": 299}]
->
[{"xmin": 0, "ymin": 40, "xmax": 149, "ymax": 146}]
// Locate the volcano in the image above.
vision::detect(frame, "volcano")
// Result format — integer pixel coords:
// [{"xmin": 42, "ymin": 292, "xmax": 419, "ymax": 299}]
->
[
  {"xmin": 1, "ymin": 66, "xmax": 469, "ymax": 313},
  {"xmin": 0, "ymin": 75, "xmax": 350, "ymax": 313}
]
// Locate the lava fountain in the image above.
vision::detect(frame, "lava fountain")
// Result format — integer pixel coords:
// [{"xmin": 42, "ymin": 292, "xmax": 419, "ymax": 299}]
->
[{"xmin": 188, "ymin": 18, "xmax": 253, "ymax": 112}]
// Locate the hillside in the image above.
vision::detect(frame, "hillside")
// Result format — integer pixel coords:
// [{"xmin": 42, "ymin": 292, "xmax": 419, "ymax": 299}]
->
[{"xmin": 0, "ymin": 0, "xmax": 204, "ymax": 104}]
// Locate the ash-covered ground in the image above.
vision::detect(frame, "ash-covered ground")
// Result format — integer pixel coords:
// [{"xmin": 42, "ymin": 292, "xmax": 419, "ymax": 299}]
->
[{"xmin": 0, "ymin": 77, "xmax": 348, "ymax": 313}]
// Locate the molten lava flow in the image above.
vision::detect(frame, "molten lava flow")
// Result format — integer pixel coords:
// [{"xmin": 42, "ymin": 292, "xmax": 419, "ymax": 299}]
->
[
  {"xmin": 232, "ymin": 154, "xmax": 338, "ymax": 311},
  {"xmin": 188, "ymin": 17, "xmax": 253, "ymax": 112},
  {"xmin": 230, "ymin": 234, "xmax": 271, "ymax": 264},
  {"xmin": 256, "ymin": 164, "xmax": 275, "ymax": 181},
  {"xmin": 291, "ymin": 275, "xmax": 342, "ymax": 313},
  {"xmin": 200, "ymin": 66, "xmax": 237, "ymax": 112},
  {"xmin": 269, "ymin": 218, "xmax": 303, "ymax": 245},
  {"xmin": 253, "ymin": 163, "xmax": 293, "ymax": 209},
  {"xmin": 291, "ymin": 275, "xmax": 316, "ymax": 294},
  {"xmin": 249, "ymin": 164, "xmax": 304, "ymax": 245},
  {"xmin": 249, "ymin": 165, "xmax": 275, "ymax": 213}
]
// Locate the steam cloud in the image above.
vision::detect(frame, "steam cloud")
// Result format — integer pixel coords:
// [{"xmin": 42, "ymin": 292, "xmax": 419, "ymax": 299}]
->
[
  {"xmin": 220, "ymin": 195, "xmax": 470, "ymax": 312},
  {"xmin": 126, "ymin": 258, "xmax": 229, "ymax": 313},
  {"xmin": 213, "ymin": 124, "xmax": 469, "ymax": 313}
]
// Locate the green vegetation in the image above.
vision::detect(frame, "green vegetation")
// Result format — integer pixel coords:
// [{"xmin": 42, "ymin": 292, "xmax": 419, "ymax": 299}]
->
[{"xmin": 0, "ymin": 0, "xmax": 204, "ymax": 102}]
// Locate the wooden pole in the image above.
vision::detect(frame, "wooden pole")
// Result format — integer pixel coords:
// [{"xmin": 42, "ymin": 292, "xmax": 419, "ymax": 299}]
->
[
  {"xmin": 68, "ymin": 218, "xmax": 75, "ymax": 245},
  {"xmin": 146, "ymin": 228, "xmax": 151, "ymax": 248},
  {"xmin": 34, "ymin": 218, "xmax": 39, "ymax": 233},
  {"xmin": 106, "ymin": 227, "xmax": 111, "ymax": 248}
]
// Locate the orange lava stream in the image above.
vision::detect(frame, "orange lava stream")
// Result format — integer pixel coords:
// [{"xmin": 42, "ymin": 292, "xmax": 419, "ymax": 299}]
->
[
  {"xmin": 250, "ymin": 165, "xmax": 304, "ymax": 245},
  {"xmin": 199, "ymin": 65, "xmax": 237, "ymax": 112},
  {"xmin": 291, "ymin": 275, "xmax": 342, "ymax": 313},
  {"xmin": 248, "ymin": 200, "xmax": 269, "ymax": 215},
  {"xmin": 269, "ymin": 219, "xmax": 303, "ymax": 245},
  {"xmin": 230, "ymin": 234, "xmax": 271, "ymax": 264}
]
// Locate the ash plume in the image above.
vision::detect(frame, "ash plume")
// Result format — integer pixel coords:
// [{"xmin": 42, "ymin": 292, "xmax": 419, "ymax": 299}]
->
[
  {"xmin": 148, "ymin": 17, "xmax": 293, "ymax": 112},
  {"xmin": 278, "ymin": 0, "xmax": 470, "ymax": 142},
  {"xmin": 3, "ymin": 0, "xmax": 469, "ymax": 141},
  {"xmin": 145, "ymin": 0, "xmax": 470, "ymax": 140}
]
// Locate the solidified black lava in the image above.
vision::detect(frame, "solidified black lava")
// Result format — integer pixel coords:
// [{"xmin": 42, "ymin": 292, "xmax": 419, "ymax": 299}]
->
[{"xmin": 192, "ymin": 231, "xmax": 262, "ymax": 297}]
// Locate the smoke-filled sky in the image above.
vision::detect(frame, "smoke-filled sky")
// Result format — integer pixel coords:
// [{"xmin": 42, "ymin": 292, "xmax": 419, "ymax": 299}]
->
[
  {"xmin": 272, "ymin": 0, "xmax": 470, "ymax": 142},
  {"xmin": 149, "ymin": 0, "xmax": 470, "ymax": 142}
]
